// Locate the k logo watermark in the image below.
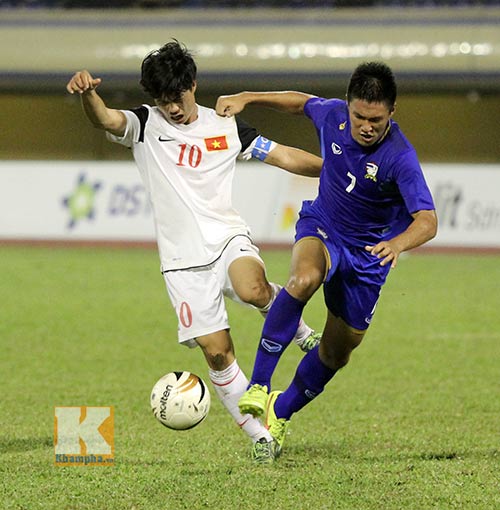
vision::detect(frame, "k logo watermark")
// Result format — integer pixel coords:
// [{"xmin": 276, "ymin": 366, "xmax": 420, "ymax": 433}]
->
[{"xmin": 54, "ymin": 406, "xmax": 114, "ymax": 466}]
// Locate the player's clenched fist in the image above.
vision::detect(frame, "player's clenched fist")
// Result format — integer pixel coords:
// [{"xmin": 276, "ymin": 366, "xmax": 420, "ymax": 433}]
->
[
  {"xmin": 215, "ymin": 93, "xmax": 247, "ymax": 117},
  {"xmin": 66, "ymin": 70, "xmax": 102, "ymax": 95}
]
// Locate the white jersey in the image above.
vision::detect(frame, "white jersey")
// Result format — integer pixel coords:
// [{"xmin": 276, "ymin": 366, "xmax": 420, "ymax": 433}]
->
[{"xmin": 107, "ymin": 104, "xmax": 259, "ymax": 271}]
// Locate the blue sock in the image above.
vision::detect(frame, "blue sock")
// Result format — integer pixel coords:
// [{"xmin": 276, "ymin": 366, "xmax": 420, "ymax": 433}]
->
[
  {"xmin": 274, "ymin": 346, "xmax": 336, "ymax": 420},
  {"xmin": 250, "ymin": 289, "xmax": 305, "ymax": 389}
]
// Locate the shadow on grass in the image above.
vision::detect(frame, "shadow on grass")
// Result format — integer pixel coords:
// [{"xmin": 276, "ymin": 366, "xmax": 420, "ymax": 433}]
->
[
  {"xmin": 288, "ymin": 440, "xmax": 500, "ymax": 464},
  {"xmin": 0, "ymin": 436, "xmax": 53, "ymax": 453}
]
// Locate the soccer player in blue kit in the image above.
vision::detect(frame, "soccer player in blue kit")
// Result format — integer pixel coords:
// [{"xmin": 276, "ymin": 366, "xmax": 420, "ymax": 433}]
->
[{"xmin": 216, "ymin": 61, "xmax": 438, "ymax": 461}]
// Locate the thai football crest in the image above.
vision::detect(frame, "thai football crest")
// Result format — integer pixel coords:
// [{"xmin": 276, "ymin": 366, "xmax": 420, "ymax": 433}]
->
[{"xmin": 364, "ymin": 162, "xmax": 379, "ymax": 182}]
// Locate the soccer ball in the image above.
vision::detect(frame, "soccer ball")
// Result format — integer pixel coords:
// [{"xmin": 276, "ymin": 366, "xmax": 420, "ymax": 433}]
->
[{"xmin": 150, "ymin": 371, "xmax": 211, "ymax": 430}]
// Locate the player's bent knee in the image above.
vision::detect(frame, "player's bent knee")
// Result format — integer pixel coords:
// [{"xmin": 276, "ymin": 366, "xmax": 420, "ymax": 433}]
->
[
  {"xmin": 237, "ymin": 280, "xmax": 271, "ymax": 308},
  {"xmin": 320, "ymin": 328, "xmax": 366, "ymax": 370},
  {"xmin": 196, "ymin": 331, "xmax": 235, "ymax": 371},
  {"xmin": 320, "ymin": 348, "xmax": 352, "ymax": 371},
  {"xmin": 286, "ymin": 272, "xmax": 322, "ymax": 301}
]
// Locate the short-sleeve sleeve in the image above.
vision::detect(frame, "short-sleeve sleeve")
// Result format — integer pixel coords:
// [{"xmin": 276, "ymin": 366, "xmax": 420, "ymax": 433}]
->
[
  {"xmin": 303, "ymin": 96, "xmax": 332, "ymax": 128},
  {"xmin": 236, "ymin": 116, "xmax": 259, "ymax": 152},
  {"xmin": 394, "ymin": 150, "xmax": 435, "ymax": 213},
  {"xmin": 106, "ymin": 106, "xmax": 150, "ymax": 147}
]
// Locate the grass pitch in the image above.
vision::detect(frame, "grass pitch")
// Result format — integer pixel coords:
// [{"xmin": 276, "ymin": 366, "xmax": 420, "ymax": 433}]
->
[{"xmin": 1, "ymin": 245, "xmax": 499, "ymax": 510}]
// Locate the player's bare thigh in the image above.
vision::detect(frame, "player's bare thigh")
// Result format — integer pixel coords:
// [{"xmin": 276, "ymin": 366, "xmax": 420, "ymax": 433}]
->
[
  {"xmin": 318, "ymin": 311, "xmax": 366, "ymax": 371},
  {"xmin": 286, "ymin": 236, "xmax": 329, "ymax": 301}
]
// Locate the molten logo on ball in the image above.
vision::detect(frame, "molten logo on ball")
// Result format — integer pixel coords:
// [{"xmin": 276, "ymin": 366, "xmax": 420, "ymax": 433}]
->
[{"xmin": 151, "ymin": 371, "xmax": 210, "ymax": 430}]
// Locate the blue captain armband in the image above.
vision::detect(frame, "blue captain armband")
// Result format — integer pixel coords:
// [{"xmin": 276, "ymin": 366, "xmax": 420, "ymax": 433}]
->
[{"xmin": 251, "ymin": 135, "xmax": 277, "ymax": 161}]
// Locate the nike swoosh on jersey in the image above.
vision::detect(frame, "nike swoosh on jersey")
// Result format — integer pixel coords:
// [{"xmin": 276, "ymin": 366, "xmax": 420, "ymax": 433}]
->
[{"xmin": 158, "ymin": 136, "xmax": 175, "ymax": 142}]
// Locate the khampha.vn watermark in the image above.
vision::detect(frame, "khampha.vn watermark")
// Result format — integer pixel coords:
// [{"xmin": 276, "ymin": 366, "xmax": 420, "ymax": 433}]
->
[{"xmin": 54, "ymin": 406, "xmax": 114, "ymax": 466}]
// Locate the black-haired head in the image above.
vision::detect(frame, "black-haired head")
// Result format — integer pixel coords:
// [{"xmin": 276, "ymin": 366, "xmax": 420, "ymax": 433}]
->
[
  {"xmin": 347, "ymin": 61, "xmax": 397, "ymax": 111},
  {"xmin": 140, "ymin": 39, "xmax": 197, "ymax": 102}
]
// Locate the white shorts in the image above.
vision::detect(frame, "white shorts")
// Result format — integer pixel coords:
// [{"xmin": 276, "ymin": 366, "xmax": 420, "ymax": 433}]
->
[{"xmin": 162, "ymin": 235, "xmax": 264, "ymax": 347}]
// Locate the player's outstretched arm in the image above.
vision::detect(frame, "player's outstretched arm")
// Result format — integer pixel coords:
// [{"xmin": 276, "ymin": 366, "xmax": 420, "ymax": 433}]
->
[
  {"xmin": 66, "ymin": 70, "xmax": 126, "ymax": 137},
  {"xmin": 216, "ymin": 91, "xmax": 315, "ymax": 117},
  {"xmin": 264, "ymin": 144, "xmax": 322, "ymax": 177}
]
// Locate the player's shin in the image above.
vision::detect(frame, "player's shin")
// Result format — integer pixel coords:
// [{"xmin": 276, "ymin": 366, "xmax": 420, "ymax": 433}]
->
[
  {"xmin": 209, "ymin": 360, "xmax": 271, "ymax": 442},
  {"xmin": 259, "ymin": 283, "xmax": 315, "ymax": 348},
  {"xmin": 274, "ymin": 346, "xmax": 336, "ymax": 419},
  {"xmin": 251, "ymin": 289, "xmax": 305, "ymax": 388}
]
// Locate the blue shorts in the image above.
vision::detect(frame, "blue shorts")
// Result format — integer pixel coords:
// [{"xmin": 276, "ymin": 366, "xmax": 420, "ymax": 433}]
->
[{"xmin": 295, "ymin": 203, "xmax": 391, "ymax": 330}]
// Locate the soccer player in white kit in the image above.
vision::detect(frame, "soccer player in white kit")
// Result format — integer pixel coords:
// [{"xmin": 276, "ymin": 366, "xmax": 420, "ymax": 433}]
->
[{"xmin": 66, "ymin": 40, "xmax": 322, "ymax": 463}]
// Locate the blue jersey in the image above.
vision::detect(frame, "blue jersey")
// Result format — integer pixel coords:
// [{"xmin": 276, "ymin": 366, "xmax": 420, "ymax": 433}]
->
[{"xmin": 304, "ymin": 97, "xmax": 435, "ymax": 247}]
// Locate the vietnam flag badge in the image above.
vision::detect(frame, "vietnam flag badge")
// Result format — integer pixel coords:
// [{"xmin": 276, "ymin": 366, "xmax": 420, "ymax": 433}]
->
[{"xmin": 205, "ymin": 135, "xmax": 228, "ymax": 152}]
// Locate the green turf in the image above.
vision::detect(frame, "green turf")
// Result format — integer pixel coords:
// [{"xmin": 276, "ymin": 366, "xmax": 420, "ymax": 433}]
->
[{"xmin": 1, "ymin": 246, "xmax": 499, "ymax": 509}]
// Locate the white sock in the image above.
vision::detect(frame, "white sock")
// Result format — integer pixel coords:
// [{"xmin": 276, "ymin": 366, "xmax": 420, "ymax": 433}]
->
[
  {"xmin": 293, "ymin": 317, "xmax": 313, "ymax": 342},
  {"xmin": 259, "ymin": 282, "xmax": 313, "ymax": 343},
  {"xmin": 209, "ymin": 360, "xmax": 272, "ymax": 443}
]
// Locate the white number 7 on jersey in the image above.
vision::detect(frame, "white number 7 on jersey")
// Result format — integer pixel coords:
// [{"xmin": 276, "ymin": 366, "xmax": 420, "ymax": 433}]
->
[{"xmin": 346, "ymin": 172, "xmax": 356, "ymax": 193}]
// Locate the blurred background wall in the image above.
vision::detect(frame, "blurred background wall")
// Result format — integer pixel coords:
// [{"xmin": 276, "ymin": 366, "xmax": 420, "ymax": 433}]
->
[{"xmin": 1, "ymin": 2, "xmax": 500, "ymax": 163}]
